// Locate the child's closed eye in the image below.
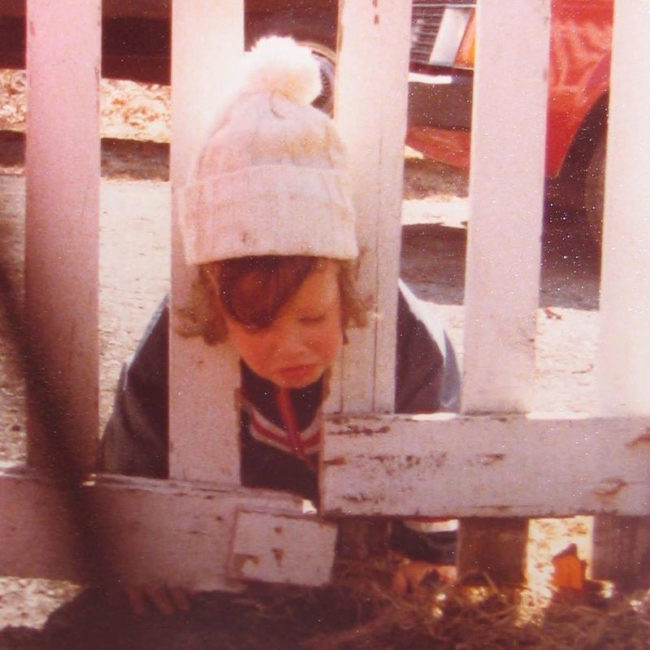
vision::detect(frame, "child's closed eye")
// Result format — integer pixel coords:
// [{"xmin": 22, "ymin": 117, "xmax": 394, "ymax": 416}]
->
[{"xmin": 299, "ymin": 314, "xmax": 326, "ymax": 325}]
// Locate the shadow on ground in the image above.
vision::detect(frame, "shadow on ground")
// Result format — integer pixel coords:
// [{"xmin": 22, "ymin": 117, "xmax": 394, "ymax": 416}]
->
[{"xmin": 400, "ymin": 205, "xmax": 601, "ymax": 310}]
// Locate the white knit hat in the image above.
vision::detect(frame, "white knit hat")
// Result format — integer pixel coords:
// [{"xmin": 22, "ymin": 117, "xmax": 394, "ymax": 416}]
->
[{"xmin": 179, "ymin": 36, "xmax": 358, "ymax": 265}]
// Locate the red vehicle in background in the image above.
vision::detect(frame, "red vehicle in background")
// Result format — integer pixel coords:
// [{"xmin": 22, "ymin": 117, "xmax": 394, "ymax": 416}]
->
[{"xmin": 406, "ymin": 0, "xmax": 613, "ymax": 243}]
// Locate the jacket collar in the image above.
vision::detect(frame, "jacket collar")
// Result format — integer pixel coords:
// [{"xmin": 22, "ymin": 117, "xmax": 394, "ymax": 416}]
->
[{"xmin": 240, "ymin": 362, "xmax": 323, "ymax": 424}]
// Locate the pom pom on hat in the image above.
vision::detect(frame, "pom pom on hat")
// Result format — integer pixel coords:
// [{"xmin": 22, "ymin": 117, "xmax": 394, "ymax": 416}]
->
[
  {"xmin": 179, "ymin": 36, "xmax": 358, "ymax": 265},
  {"xmin": 239, "ymin": 36, "xmax": 322, "ymax": 105}
]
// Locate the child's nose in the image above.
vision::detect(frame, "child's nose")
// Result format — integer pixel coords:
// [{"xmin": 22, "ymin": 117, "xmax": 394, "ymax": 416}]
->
[{"xmin": 273, "ymin": 324, "xmax": 308, "ymax": 357}]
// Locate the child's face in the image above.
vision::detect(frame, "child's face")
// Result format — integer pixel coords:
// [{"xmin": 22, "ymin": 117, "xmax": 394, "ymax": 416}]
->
[{"xmin": 224, "ymin": 261, "xmax": 343, "ymax": 388}]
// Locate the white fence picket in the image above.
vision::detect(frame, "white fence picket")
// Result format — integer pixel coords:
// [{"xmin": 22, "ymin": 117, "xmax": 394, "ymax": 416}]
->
[
  {"xmin": 331, "ymin": 0, "xmax": 412, "ymax": 414},
  {"xmin": 168, "ymin": 0, "xmax": 244, "ymax": 483},
  {"xmin": 0, "ymin": 465, "xmax": 87, "ymax": 581},
  {"xmin": 593, "ymin": 0, "xmax": 650, "ymax": 586},
  {"xmin": 462, "ymin": 0, "xmax": 550, "ymax": 414},
  {"xmin": 24, "ymin": 0, "xmax": 101, "ymax": 470},
  {"xmin": 597, "ymin": 0, "xmax": 650, "ymax": 417}
]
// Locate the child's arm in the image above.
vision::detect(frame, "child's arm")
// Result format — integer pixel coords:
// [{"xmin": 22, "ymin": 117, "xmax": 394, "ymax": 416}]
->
[
  {"xmin": 395, "ymin": 280, "xmax": 461, "ymax": 414},
  {"xmin": 97, "ymin": 298, "xmax": 169, "ymax": 478},
  {"xmin": 392, "ymin": 282, "xmax": 460, "ymax": 568}
]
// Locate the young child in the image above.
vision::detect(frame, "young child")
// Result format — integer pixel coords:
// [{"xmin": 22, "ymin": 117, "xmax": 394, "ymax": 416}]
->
[{"xmin": 97, "ymin": 36, "xmax": 460, "ymax": 610}]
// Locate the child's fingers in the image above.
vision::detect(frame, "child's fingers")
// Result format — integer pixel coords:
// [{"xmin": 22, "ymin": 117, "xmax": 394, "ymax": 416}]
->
[
  {"xmin": 391, "ymin": 560, "xmax": 458, "ymax": 595},
  {"xmin": 124, "ymin": 584, "xmax": 193, "ymax": 615},
  {"xmin": 168, "ymin": 586, "xmax": 192, "ymax": 612},
  {"xmin": 143, "ymin": 585, "xmax": 177, "ymax": 615},
  {"xmin": 391, "ymin": 567, "xmax": 409, "ymax": 596},
  {"xmin": 125, "ymin": 585, "xmax": 148, "ymax": 616},
  {"xmin": 435, "ymin": 565, "xmax": 457, "ymax": 584}
]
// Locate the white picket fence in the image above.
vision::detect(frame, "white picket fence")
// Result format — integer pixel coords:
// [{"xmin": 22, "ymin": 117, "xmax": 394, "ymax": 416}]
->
[{"xmin": 0, "ymin": 0, "xmax": 648, "ymax": 590}]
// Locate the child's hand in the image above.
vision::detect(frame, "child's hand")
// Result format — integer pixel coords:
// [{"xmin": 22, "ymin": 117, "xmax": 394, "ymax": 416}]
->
[
  {"xmin": 391, "ymin": 558, "xmax": 457, "ymax": 596},
  {"xmin": 125, "ymin": 584, "xmax": 193, "ymax": 616}
]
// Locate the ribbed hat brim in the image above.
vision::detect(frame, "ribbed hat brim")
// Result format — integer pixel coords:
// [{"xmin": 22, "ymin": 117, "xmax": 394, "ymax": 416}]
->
[{"xmin": 179, "ymin": 164, "xmax": 359, "ymax": 264}]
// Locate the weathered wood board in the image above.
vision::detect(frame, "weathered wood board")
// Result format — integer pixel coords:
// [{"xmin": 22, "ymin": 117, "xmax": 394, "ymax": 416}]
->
[
  {"xmin": 0, "ymin": 467, "xmax": 336, "ymax": 590},
  {"xmin": 321, "ymin": 414, "xmax": 650, "ymax": 518},
  {"xmin": 230, "ymin": 510, "xmax": 338, "ymax": 586},
  {"xmin": 0, "ymin": 466, "xmax": 87, "ymax": 581}
]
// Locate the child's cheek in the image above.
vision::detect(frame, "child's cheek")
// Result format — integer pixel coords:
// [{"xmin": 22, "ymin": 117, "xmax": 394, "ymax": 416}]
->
[
  {"xmin": 226, "ymin": 326, "xmax": 262, "ymax": 367},
  {"xmin": 316, "ymin": 322, "xmax": 344, "ymax": 366}
]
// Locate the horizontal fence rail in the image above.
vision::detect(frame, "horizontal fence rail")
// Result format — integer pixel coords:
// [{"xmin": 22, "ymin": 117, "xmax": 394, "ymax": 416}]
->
[{"xmin": 320, "ymin": 413, "xmax": 650, "ymax": 518}]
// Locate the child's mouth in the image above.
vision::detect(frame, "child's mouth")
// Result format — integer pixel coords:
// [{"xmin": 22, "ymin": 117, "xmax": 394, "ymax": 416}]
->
[{"xmin": 277, "ymin": 364, "xmax": 319, "ymax": 384}]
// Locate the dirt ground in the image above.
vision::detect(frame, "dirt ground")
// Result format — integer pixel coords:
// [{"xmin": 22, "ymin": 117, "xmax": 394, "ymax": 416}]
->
[{"xmin": 1, "ymin": 72, "xmax": 648, "ymax": 648}]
